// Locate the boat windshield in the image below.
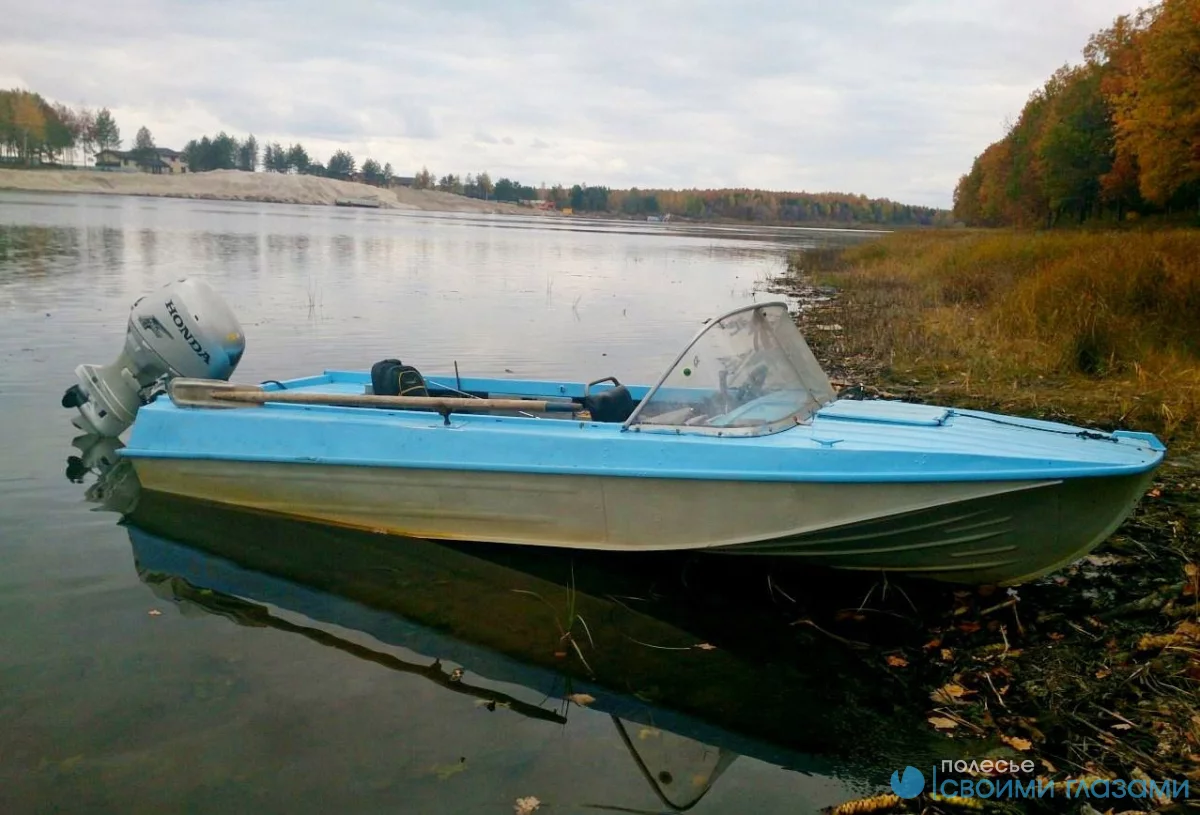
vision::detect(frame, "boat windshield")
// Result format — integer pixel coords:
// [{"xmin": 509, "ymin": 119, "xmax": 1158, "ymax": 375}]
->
[{"xmin": 625, "ymin": 302, "xmax": 836, "ymax": 436}]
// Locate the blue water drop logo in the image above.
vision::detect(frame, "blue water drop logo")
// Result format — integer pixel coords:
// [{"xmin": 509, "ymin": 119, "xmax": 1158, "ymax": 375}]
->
[{"xmin": 890, "ymin": 765, "xmax": 925, "ymax": 799}]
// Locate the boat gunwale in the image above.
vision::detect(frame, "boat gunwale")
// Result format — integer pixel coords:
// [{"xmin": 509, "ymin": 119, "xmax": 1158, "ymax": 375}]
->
[
  {"xmin": 119, "ymin": 445, "xmax": 1162, "ymax": 482},
  {"xmin": 122, "ymin": 369, "xmax": 1167, "ymax": 483}
]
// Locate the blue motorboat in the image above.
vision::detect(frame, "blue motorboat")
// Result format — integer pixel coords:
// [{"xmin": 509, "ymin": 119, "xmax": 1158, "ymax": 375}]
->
[{"xmin": 65, "ymin": 280, "xmax": 1165, "ymax": 585}]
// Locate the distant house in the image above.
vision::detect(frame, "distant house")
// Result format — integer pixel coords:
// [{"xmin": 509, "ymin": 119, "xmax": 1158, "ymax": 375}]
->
[
  {"xmin": 95, "ymin": 147, "xmax": 188, "ymax": 174},
  {"xmin": 389, "ymin": 176, "xmax": 415, "ymax": 188}
]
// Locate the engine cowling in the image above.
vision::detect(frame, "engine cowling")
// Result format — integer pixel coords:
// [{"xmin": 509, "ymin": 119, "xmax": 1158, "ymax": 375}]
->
[{"xmin": 63, "ymin": 278, "xmax": 245, "ymax": 437}]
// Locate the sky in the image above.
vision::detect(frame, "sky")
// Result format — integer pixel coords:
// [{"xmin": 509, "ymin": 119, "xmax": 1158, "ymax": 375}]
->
[{"xmin": 0, "ymin": 0, "xmax": 1145, "ymax": 208}]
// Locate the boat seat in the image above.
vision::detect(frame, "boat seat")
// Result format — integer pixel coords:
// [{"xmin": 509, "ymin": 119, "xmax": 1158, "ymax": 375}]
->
[{"xmin": 583, "ymin": 383, "xmax": 637, "ymax": 423}]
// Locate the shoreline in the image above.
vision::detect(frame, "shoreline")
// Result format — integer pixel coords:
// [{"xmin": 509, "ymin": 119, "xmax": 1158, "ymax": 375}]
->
[
  {"xmin": 0, "ymin": 168, "xmax": 543, "ymax": 216},
  {"xmin": 774, "ymin": 233, "xmax": 1200, "ymax": 814},
  {"xmin": 0, "ymin": 169, "xmax": 925, "ymax": 232}
]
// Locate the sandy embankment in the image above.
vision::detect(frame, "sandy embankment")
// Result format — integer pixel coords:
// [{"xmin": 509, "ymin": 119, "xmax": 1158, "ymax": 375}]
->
[{"xmin": 0, "ymin": 168, "xmax": 542, "ymax": 215}]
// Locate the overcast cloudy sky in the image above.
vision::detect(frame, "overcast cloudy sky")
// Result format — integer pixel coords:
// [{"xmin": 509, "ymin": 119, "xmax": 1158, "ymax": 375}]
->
[{"xmin": 1, "ymin": 0, "xmax": 1142, "ymax": 207}]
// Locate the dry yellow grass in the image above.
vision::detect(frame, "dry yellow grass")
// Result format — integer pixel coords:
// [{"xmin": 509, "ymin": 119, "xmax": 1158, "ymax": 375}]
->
[{"xmin": 797, "ymin": 228, "xmax": 1200, "ymax": 438}]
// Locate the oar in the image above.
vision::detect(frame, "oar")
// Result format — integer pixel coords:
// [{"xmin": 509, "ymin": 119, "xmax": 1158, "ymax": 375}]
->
[{"xmin": 167, "ymin": 379, "xmax": 580, "ymax": 415}]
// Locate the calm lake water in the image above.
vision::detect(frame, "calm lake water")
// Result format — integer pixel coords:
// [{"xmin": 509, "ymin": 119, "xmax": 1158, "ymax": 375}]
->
[{"xmin": 0, "ymin": 191, "xmax": 942, "ymax": 814}]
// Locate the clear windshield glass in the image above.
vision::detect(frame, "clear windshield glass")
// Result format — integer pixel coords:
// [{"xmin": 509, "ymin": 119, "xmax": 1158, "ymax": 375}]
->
[{"xmin": 627, "ymin": 303, "xmax": 835, "ymax": 433}]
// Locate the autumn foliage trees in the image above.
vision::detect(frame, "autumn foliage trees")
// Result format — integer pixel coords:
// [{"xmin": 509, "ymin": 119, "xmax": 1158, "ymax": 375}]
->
[
  {"xmin": 954, "ymin": 0, "xmax": 1200, "ymax": 227},
  {"xmin": 0, "ymin": 89, "xmax": 111, "ymax": 166}
]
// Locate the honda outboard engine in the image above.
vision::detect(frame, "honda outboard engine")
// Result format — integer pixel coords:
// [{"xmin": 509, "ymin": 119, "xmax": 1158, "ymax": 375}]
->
[{"xmin": 62, "ymin": 278, "xmax": 245, "ymax": 438}]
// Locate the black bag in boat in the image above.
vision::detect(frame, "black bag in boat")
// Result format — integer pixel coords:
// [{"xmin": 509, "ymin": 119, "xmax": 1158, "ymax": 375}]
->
[{"xmin": 370, "ymin": 358, "xmax": 429, "ymax": 397}]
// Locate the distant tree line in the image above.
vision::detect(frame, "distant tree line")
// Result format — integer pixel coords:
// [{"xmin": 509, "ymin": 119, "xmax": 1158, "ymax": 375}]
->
[
  {"xmin": 410, "ymin": 168, "xmax": 542, "ymax": 203},
  {"xmin": 183, "ymin": 134, "xmax": 395, "ymax": 185},
  {"xmin": 954, "ymin": 0, "xmax": 1200, "ymax": 227},
  {"xmin": 0, "ymin": 89, "xmax": 121, "ymax": 166},
  {"xmin": 4, "ymin": 85, "xmax": 947, "ymax": 224},
  {"xmin": 593, "ymin": 187, "xmax": 945, "ymax": 225},
  {"xmin": 408, "ymin": 166, "xmax": 940, "ymax": 225}
]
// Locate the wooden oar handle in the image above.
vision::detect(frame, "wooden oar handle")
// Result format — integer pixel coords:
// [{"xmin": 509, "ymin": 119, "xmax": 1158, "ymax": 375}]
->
[{"xmin": 212, "ymin": 390, "xmax": 579, "ymax": 413}]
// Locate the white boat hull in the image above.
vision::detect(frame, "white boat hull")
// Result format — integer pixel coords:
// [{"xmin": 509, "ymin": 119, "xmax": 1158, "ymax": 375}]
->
[{"xmin": 130, "ymin": 458, "xmax": 1156, "ymax": 585}]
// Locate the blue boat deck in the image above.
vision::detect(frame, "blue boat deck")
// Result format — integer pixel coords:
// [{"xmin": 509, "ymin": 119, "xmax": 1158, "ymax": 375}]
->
[{"xmin": 122, "ymin": 369, "xmax": 1166, "ymax": 483}]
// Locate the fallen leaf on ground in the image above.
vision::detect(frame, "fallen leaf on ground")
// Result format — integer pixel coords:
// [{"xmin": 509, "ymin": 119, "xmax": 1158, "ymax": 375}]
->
[
  {"xmin": 1000, "ymin": 735, "xmax": 1032, "ymax": 751},
  {"xmin": 638, "ymin": 727, "xmax": 661, "ymax": 740},
  {"xmin": 148, "ymin": 609, "xmax": 162, "ymax": 616},
  {"xmin": 1137, "ymin": 622, "xmax": 1200, "ymax": 652},
  {"xmin": 693, "ymin": 642, "xmax": 717, "ymax": 650},
  {"xmin": 928, "ymin": 716, "xmax": 958, "ymax": 731},
  {"xmin": 886, "ymin": 655, "xmax": 908, "ymax": 668},
  {"xmin": 929, "ymin": 683, "xmax": 976, "ymax": 706},
  {"xmin": 923, "ymin": 638, "xmax": 942, "ymax": 650},
  {"xmin": 957, "ymin": 621, "xmax": 981, "ymax": 634},
  {"xmin": 1111, "ymin": 723, "xmax": 1132, "ymax": 731},
  {"xmin": 940, "ymin": 648, "xmax": 954, "ymax": 662},
  {"xmin": 514, "ymin": 796, "xmax": 541, "ymax": 815},
  {"xmin": 1095, "ymin": 667, "xmax": 1112, "ymax": 679},
  {"xmin": 566, "ymin": 693, "xmax": 595, "ymax": 706}
]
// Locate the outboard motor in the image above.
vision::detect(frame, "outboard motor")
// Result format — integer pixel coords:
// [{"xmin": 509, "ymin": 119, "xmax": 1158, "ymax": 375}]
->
[{"xmin": 62, "ymin": 278, "xmax": 245, "ymax": 438}]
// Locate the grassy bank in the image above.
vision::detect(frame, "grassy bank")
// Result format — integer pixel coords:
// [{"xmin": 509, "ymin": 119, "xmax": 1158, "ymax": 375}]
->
[
  {"xmin": 792, "ymin": 229, "xmax": 1200, "ymax": 439},
  {"xmin": 776, "ymin": 230, "xmax": 1200, "ymax": 814}
]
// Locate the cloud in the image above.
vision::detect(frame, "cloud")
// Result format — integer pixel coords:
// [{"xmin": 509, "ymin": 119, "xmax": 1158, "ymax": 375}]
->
[{"xmin": 0, "ymin": 0, "xmax": 1144, "ymax": 207}]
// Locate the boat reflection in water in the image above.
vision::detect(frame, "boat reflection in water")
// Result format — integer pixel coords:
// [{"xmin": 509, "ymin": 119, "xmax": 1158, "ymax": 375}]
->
[{"xmin": 79, "ymin": 444, "xmax": 955, "ymax": 812}]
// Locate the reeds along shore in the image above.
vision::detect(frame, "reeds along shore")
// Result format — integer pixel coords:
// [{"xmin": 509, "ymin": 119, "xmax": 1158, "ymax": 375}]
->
[{"xmin": 791, "ymin": 229, "xmax": 1200, "ymax": 439}]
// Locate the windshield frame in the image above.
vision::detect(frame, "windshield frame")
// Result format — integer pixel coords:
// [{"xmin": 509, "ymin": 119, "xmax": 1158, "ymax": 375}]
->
[{"xmin": 622, "ymin": 301, "xmax": 836, "ymax": 437}]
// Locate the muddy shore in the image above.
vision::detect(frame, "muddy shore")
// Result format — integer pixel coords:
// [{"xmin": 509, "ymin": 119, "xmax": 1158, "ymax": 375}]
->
[{"xmin": 769, "ymin": 246, "xmax": 1199, "ymax": 815}]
